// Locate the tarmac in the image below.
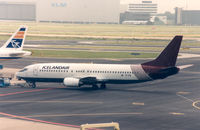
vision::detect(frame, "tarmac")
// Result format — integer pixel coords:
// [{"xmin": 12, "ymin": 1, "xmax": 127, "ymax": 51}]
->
[{"xmin": 0, "ymin": 56, "xmax": 200, "ymax": 130}]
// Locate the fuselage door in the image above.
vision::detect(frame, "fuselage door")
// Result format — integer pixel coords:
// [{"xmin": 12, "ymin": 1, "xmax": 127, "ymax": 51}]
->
[{"xmin": 33, "ymin": 66, "xmax": 38, "ymax": 76}]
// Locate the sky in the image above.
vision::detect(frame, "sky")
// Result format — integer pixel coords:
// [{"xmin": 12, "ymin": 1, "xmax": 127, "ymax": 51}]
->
[
  {"xmin": 0, "ymin": 0, "xmax": 198, "ymax": 13},
  {"xmin": 121, "ymin": 0, "xmax": 200, "ymax": 13}
]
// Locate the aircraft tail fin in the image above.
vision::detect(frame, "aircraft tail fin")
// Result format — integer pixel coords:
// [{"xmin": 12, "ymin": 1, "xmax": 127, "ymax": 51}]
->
[
  {"xmin": 1, "ymin": 26, "xmax": 28, "ymax": 50},
  {"xmin": 142, "ymin": 36, "xmax": 183, "ymax": 67}
]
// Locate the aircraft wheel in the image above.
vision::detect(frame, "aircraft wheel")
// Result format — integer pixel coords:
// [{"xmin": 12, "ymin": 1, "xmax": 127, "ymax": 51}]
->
[
  {"xmin": 92, "ymin": 84, "xmax": 99, "ymax": 89},
  {"xmin": 100, "ymin": 84, "xmax": 106, "ymax": 89},
  {"xmin": 28, "ymin": 82, "xmax": 36, "ymax": 88},
  {"xmin": 32, "ymin": 82, "xmax": 36, "ymax": 88}
]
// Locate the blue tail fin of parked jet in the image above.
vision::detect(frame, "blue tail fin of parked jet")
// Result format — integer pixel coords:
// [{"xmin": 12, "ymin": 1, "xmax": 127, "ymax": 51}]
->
[{"xmin": 1, "ymin": 26, "xmax": 28, "ymax": 50}]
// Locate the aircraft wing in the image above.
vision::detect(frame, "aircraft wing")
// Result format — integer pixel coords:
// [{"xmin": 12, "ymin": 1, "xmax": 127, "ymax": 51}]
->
[
  {"xmin": 76, "ymin": 76, "xmax": 106, "ymax": 85},
  {"xmin": 79, "ymin": 77, "xmax": 97, "ymax": 84}
]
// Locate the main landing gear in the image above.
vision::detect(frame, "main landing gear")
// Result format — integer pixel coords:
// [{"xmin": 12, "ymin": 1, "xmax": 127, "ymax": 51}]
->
[
  {"xmin": 92, "ymin": 83, "xmax": 106, "ymax": 89},
  {"xmin": 100, "ymin": 83, "xmax": 106, "ymax": 89}
]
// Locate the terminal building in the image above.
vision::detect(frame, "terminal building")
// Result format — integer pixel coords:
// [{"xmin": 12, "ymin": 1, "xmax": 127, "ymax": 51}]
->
[
  {"xmin": 128, "ymin": 0, "xmax": 157, "ymax": 14},
  {"xmin": 0, "ymin": 0, "xmax": 120, "ymax": 24},
  {"xmin": 120, "ymin": 0, "xmax": 157, "ymax": 24},
  {"xmin": 175, "ymin": 7, "xmax": 200, "ymax": 25}
]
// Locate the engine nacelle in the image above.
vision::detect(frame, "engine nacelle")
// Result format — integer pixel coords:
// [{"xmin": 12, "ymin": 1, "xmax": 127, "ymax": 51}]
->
[{"xmin": 63, "ymin": 78, "xmax": 80, "ymax": 87}]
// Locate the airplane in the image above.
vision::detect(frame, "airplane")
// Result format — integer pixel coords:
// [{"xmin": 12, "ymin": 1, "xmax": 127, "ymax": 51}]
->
[
  {"xmin": 0, "ymin": 26, "xmax": 31, "ymax": 63},
  {"xmin": 16, "ymin": 36, "xmax": 189, "ymax": 89}
]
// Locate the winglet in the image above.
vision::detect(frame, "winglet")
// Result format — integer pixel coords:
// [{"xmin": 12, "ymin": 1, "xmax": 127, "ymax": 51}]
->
[
  {"xmin": 1, "ymin": 26, "xmax": 28, "ymax": 50},
  {"xmin": 142, "ymin": 36, "xmax": 183, "ymax": 67}
]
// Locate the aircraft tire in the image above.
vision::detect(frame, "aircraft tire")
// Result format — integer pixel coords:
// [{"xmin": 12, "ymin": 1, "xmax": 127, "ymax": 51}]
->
[
  {"xmin": 32, "ymin": 83, "xmax": 36, "ymax": 88},
  {"xmin": 27, "ymin": 82, "xmax": 36, "ymax": 88},
  {"xmin": 92, "ymin": 84, "xmax": 98, "ymax": 89},
  {"xmin": 100, "ymin": 84, "xmax": 106, "ymax": 89}
]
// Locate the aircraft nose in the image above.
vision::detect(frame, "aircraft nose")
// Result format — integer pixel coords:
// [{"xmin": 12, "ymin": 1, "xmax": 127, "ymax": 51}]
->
[
  {"xmin": 15, "ymin": 72, "xmax": 20, "ymax": 79},
  {"xmin": 16, "ymin": 71, "xmax": 24, "ymax": 80}
]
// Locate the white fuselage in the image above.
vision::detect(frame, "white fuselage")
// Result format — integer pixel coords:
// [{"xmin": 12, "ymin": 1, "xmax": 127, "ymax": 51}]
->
[
  {"xmin": 16, "ymin": 63, "xmax": 152, "ymax": 85},
  {"xmin": 15, "ymin": 35, "xmax": 184, "ymax": 88}
]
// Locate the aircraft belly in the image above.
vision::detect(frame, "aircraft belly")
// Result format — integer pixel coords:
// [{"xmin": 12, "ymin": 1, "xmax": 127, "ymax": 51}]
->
[{"xmin": 22, "ymin": 77, "xmax": 63, "ymax": 83}]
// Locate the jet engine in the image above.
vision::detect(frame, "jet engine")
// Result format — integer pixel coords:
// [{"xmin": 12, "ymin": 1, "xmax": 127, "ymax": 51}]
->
[{"xmin": 63, "ymin": 78, "xmax": 80, "ymax": 87}]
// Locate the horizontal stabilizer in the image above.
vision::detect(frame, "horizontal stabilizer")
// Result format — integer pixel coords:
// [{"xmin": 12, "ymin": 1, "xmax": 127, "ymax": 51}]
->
[{"xmin": 178, "ymin": 64, "xmax": 193, "ymax": 70}]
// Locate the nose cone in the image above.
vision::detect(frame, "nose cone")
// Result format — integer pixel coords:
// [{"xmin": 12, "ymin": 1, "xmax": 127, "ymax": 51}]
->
[
  {"xmin": 16, "ymin": 70, "xmax": 26, "ymax": 80},
  {"xmin": 16, "ymin": 71, "xmax": 22, "ymax": 79}
]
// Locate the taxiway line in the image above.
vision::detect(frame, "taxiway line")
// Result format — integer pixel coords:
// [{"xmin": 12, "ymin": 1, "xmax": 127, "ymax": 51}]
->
[
  {"xmin": 25, "ymin": 112, "xmax": 144, "ymax": 118},
  {"xmin": 177, "ymin": 93, "xmax": 200, "ymax": 111},
  {"xmin": 176, "ymin": 94, "xmax": 194, "ymax": 102},
  {"xmin": 0, "ymin": 100, "xmax": 103, "ymax": 104},
  {"xmin": 192, "ymin": 100, "xmax": 200, "ymax": 110},
  {"xmin": 169, "ymin": 112, "xmax": 185, "ymax": 116}
]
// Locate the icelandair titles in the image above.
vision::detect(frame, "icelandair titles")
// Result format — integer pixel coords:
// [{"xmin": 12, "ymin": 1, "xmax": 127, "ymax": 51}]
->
[{"xmin": 42, "ymin": 66, "xmax": 70, "ymax": 70}]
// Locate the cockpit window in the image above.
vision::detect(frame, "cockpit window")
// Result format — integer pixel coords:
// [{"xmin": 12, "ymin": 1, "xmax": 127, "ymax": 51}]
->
[{"xmin": 19, "ymin": 68, "xmax": 28, "ymax": 72}]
